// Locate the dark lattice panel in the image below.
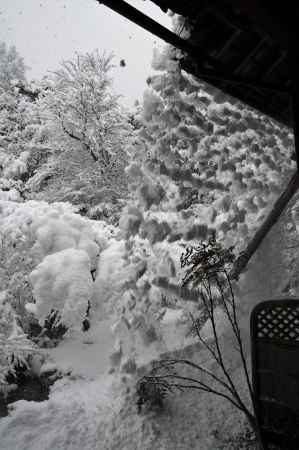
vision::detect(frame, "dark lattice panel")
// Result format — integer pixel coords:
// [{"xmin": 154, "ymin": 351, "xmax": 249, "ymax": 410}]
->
[
  {"xmin": 251, "ymin": 299, "xmax": 299, "ymax": 449},
  {"xmin": 256, "ymin": 305, "xmax": 299, "ymax": 341}
]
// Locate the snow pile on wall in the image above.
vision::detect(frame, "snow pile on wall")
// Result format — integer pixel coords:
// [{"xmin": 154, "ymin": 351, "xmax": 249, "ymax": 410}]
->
[{"xmin": 127, "ymin": 44, "xmax": 295, "ymax": 257}]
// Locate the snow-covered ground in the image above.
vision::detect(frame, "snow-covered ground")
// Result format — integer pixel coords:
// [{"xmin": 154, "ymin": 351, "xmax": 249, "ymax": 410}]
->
[
  {"xmin": 48, "ymin": 319, "xmax": 115, "ymax": 379},
  {"xmin": 0, "ymin": 196, "xmax": 296, "ymax": 450}
]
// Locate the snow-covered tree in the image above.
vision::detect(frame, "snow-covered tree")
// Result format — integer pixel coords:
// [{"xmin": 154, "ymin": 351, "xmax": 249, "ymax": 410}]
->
[
  {"xmin": 43, "ymin": 51, "xmax": 127, "ymax": 165},
  {"xmin": 36, "ymin": 51, "xmax": 133, "ymax": 214},
  {"xmin": 0, "ymin": 43, "xmax": 51, "ymax": 201},
  {"xmin": 0, "ymin": 42, "xmax": 26, "ymax": 89}
]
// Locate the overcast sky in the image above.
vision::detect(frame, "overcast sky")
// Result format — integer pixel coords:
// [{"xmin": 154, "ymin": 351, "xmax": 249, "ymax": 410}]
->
[{"xmin": 0, "ymin": 0, "xmax": 171, "ymax": 107}]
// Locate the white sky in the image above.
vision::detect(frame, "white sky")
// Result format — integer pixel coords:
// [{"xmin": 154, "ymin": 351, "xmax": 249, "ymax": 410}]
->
[{"xmin": 0, "ymin": 0, "xmax": 171, "ymax": 108}]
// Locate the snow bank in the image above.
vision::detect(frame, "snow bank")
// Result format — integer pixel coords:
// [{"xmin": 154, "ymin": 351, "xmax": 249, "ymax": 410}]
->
[{"xmin": 0, "ymin": 376, "xmax": 119, "ymax": 450}]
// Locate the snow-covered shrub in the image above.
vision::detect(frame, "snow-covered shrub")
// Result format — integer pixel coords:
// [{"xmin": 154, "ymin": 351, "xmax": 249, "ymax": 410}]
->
[
  {"xmin": 0, "ymin": 151, "xmax": 30, "ymax": 180},
  {"xmin": 0, "ymin": 224, "xmax": 36, "ymax": 319},
  {"xmin": 0, "ymin": 333, "xmax": 40, "ymax": 392},
  {"xmin": 29, "ymin": 248, "xmax": 93, "ymax": 329},
  {"xmin": 86, "ymin": 198, "xmax": 126, "ymax": 226},
  {"xmin": 0, "ymin": 200, "xmax": 116, "ymax": 332},
  {"xmin": 0, "ymin": 291, "xmax": 40, "ymax": 392}
]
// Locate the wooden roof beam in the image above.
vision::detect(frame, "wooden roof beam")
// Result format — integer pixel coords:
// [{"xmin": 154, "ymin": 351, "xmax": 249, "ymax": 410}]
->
[
  {"xmin": 97, "ymin": 0, "xmax": 210, "ymax": 62},
  {"xmin": 261, "ymin": 53, "xmax": 287, "ymax": 81},
  {"xmin": 99, "ymin": 0, "xmax": 290, "ymax": 95},
  {"xmin": 186, "ymin": 67, "xmax": 290, "ymax": 95},
  {"xmin": 216, "ymin": 29, "xmax": 241, "ymax": 59},
  {"xmin": 234, "ymin": 37, "xmax": 267, "ymax": 75}
]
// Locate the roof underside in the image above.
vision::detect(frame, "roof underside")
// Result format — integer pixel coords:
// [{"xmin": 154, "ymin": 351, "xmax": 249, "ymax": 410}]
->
[{"xmin": 151, "ymin": 0, "xmax": 299, "ymax": 127}]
